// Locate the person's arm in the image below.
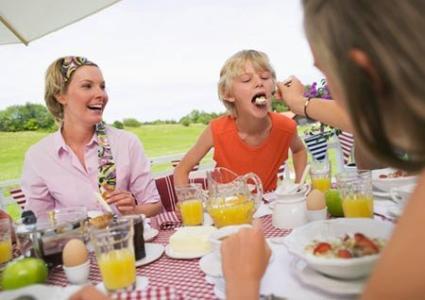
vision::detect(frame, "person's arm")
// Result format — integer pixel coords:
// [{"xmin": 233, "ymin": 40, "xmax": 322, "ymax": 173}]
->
[
  {"xmin": 173, "ymin": 125, "xmax": 214, "ymax": 186},
  {"xmin": 362, "ymin": 171, "xmax": 425, "ymax": 299},
  {"xmin": 276, "ymin": 76, "xmax": 353, "ymax": 133},
  {"xmin": 221, "ymin": 220, "xmax": 271, "ymax": 300},
  {"xmin": 107, "ymin": 134, "xmax": 162, "ymax": 217},
  {"xmin": 289, "ymin": 133, "xmax": 308, "ymax": 183}
]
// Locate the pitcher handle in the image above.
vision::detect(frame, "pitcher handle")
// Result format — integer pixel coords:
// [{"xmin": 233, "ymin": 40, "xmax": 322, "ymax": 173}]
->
[{"xmin": 242, "ymin": 172, "xmax": 263, "ymax": 208}]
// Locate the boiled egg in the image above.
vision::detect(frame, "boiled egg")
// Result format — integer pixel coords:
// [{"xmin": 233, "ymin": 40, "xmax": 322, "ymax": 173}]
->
[
  {"xmin": 62, "ymin": 239, "xmax": 88, "ymax": 267},
  {"xmin": 306, "ymin": 189, "xmax": 326, "ymax": 210}
]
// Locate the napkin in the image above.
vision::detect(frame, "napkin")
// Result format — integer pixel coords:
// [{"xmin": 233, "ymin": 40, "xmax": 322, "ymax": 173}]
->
[
  {"xmin": 254, "ymin": 202, "xmax": 272, "ymax": 218},
  {"xmin": 154, "ymin": 211, "xmax": 181, "ymax": 230}
]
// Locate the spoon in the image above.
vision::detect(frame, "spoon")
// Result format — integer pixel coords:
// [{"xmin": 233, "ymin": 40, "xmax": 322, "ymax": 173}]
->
[{"xmin": 285, "ymin": 164, "xmax": 310, "ymax": 194}]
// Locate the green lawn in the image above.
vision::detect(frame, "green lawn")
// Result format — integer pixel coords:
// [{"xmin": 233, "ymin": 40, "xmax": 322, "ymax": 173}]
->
[
  {"xmin": 0, "ymin": 124, "xmax": 207, "ymax": 181},
  {"xmin": 0, "ymin": 122, "xmax": 340, "ymax": 182}
]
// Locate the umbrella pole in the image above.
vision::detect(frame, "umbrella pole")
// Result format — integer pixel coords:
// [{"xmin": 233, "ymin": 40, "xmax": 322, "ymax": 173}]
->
[{"xmin": 0, "ymin": 16, "xmax": 28, "ymax": 45}]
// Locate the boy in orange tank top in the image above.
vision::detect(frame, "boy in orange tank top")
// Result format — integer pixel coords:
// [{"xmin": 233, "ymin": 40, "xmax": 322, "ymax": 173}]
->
[{"xmin": 174, "ymin": 50, "xmax": 307, "ymax": 192}]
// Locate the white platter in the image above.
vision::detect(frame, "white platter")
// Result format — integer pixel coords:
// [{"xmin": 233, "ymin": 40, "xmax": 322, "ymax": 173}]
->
[
  {"xmin": 292, "ymin": 259, "xmax": 366, "ymax": 295},
  {"xmin": 135, "ymin": 243, "xmax": 164, "ymax": 267}
]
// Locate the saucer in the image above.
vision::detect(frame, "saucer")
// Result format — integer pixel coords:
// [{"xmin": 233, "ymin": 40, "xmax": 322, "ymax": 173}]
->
[
  {"xmin": 200, "ymin": 245, "xmax": 275, "ymax": 278},
  {"xmin": 199, "ymin": 252, "xmax": 222, "ymax": 277},
  {"xmin": 96, "ymin": 276, "xmax": 149, "ymax": 294},
  {"xmin": 135, "ymin": 243, "xmax": 164, "ymax": 267},
  {"xmin": 165, "ymin": 244, "xmax": 210, "ymax": 259},
  {"xmin": 387, "ymin": 206, "xmax": 402, "ymax": 218},
  {"xmin": 144, "ymin": 228, "xmax": 159, "ymax": 241},
  {"xmin": 292, "ymin": 259, "xmax": 366, "ymax": 295}
]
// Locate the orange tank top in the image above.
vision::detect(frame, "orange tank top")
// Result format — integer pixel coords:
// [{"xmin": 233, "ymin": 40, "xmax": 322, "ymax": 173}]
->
[{"xmin": 211, "ymin": 112, "xmax": 296, "ymax": 192}]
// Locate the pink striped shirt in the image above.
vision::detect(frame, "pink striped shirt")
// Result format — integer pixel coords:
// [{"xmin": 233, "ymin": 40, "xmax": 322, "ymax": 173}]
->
[{"xmin": 22, "ymin": 126, "xmax": 160, "ymax": 216}]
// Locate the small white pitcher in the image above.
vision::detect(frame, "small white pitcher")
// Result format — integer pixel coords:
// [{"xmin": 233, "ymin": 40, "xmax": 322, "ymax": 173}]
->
[{"xmin": 270, "ymin": 193, "xmax": 308, "ymax": 229}]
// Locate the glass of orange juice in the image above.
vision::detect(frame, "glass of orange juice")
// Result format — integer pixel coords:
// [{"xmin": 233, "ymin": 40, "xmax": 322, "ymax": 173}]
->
[
  {"xmin": 175, "ymin": 184, "xmax": 204, "ymax": 226},
  {"xmin": 336, "ymin": 170, "xmax": 374, "ymax": 218},
  {"xmin": 310, "ymin": 159, "xmax": 332, "ymax": 192},
  {"xmin": 91, "ymin": 219, "xmax": 136, "ymax": 293},
  {"xmin": 0, "ymin": 218, "xmax": 13, "ymax": 266}
]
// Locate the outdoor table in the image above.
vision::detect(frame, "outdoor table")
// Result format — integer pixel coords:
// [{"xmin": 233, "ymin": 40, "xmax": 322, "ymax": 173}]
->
[
  {"xmin": 22, "ymin": 194, "xmax": 397, "ymax": 300},
  {"xmin": 46, "ymin": 215, "xmax": 290, "ymax": 300}
]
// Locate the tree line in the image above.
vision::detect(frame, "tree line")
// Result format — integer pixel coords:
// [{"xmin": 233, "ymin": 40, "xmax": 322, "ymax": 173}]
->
[{"xmin": 0, "ymin": 101, "xmax": 288, "ymax": 131}]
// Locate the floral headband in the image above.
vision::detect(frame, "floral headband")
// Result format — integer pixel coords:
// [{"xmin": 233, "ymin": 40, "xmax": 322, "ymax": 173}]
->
[{"xmin": 60, "ymin": 56, "xmax": 97, "ymax": 83}]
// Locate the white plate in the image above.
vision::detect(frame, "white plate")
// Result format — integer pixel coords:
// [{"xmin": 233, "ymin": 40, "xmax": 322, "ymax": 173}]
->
[
  {"xmin": 135, "ymin": 243, "xmax": 164, "ymax": 267},
  {"xmin": 144, "ymin": 227, "xmax": 159, "ymax": 241},
  {"xmin": 1, "ymin": 284, "xmax": 81, "ymax": 300},
  {"xmin": 200, "ymin": 252, "xmax": 222, "ymax": 277},
  {"xmin": 292, "ymin": 259, "xmax": 366, "ymax": 295},
  {"xmin": 165, "ymin": 244, "xmax": 210, "ymax": 259},
  {"xmin": 200, "ymin": 242, "xmax": 275, "ymax": 277},
  {"xmin": 96, "ymin": 276, "xmax": 149, "ymax": 293},
  {"xmin": 387, "ymin": 206, "xmax": 402, "ymax": 218}
]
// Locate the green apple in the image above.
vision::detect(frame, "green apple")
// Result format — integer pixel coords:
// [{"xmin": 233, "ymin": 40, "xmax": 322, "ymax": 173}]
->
[
  {"xmin": 1, "ymin": 257, "xmax": 48, "ymax": 290},
  {"xmin": 325, "ymin": 189, "xmax": 344, "ymax": 217}
]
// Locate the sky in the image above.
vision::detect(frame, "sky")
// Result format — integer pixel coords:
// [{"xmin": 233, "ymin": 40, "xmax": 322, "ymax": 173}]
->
[{"xmin": 0, "ymin": 0, "xmax": 323, "ymax": 123}]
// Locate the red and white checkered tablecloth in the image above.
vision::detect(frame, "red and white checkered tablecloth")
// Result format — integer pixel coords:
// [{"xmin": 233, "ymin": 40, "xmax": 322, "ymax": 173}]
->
[{"xmin": 47, "ymin": 215, "xmax": 290, "ymax": 300}]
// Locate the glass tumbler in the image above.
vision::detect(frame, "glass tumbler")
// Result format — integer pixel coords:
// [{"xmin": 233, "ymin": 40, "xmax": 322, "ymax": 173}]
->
[
  {"xmin": 310, "ymin": 159, "xmax": 332, "ymax": 192},
  {"xmin": 0, "ymin": 218, "xmax": 13, "ymax": 266},
  {"xmin": 91, "ymin": 218, "xmax": 136, "ymax": 293},
  {"xmin": 336, "ymin": 170, "xmax": 374, "ymax": 218},
  {"xmin": 175, "ymin": 184, "xmax": 204, "ymax": 226}
]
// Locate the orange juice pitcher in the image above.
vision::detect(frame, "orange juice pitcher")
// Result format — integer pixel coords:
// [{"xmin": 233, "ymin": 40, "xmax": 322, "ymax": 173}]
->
[{"xmin": 206, "ymin": 168, "xmax": 263, "ymax": 228}]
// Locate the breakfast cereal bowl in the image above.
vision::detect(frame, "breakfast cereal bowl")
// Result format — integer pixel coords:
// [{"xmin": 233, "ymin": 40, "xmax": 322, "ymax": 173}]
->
[
  {"xmin": 284, "ymin": 218, "xmax": 394, "ymax": 279},
  {"xmin": 372, "ymin": 168, "xmax": 417, "ymax": 192}
]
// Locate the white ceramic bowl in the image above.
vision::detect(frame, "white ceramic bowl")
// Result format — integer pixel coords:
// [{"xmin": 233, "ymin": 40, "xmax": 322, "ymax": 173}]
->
[
  {"xmin": 209, "ymin": 224, "xmax": 252, "ymax": 258},
  {"xmin": 284, "ymin": 218, "xmax": 394, "ymax": 279},
  {"xmin": 306, "ymin": 208, "xmax": 328, "ymax": 222},
  {"xmin": 63, "ymin": 260, "xmax": 90, "ymax": 284},
  {"xmin": 372, "ymin": 168, "xmax": 417, "ymax": 192}
]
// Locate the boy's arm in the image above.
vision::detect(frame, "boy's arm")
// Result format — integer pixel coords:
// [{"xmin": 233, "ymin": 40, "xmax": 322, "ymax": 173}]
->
[
  {"xmin": 289, "ymin": 133, "xmax": 308, "ymax": 183},
  {"xmin": 173, "ymin": 125, "xmax": 214, "ymax": 186}
]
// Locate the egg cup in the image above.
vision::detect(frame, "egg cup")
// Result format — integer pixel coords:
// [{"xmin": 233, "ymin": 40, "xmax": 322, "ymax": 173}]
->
[
  {"xmin": 63, "ymin": 260, "xmax": 90, "ymax": 285},
  {"xmin": 306, "ymin": 208, "xmax": 328, "ymax": 222}
]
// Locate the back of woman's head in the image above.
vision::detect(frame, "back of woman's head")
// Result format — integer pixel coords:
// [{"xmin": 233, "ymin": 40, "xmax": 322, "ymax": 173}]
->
[{"xmin": 303, "ymin": 0, "xmax": 425, "ymax": 172}]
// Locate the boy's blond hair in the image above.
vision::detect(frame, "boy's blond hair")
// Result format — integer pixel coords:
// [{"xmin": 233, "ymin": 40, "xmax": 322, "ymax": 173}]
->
[{"xmin": 218, "ymin": 50, "xmax": 276, "ymax": 116}]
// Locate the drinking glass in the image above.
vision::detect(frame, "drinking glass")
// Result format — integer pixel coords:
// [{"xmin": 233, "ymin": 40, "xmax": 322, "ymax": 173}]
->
[
  {"xmin": 310, "ymin": 159, "xmax": 331, "ymax": 192},
  {"xmin": 175, "ymin": 184, "xmax": 204, "ymax": 226},
  {"xmin": 0, "ymin": 218, "xmax": 13, "ymax": 266},
  {"xmin": 91, "ymin": 219, "xmax": 136, "ymax": 293},
  {"xmin": 336, "ymin": 170, "xmax": 374, "ymax": 218}
]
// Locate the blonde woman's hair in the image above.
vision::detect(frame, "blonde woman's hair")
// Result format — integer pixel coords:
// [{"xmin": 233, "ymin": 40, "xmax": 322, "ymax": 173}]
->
[
  {"xmin": 218, "ymin": 49, "xmax": 276, "ymax": 116},
  {"xmin": 303, "ymin": 0, "xmax": 425, "ymax": 172},
  {"xmin": 44, "ymin": 56, "xmax": 97, "ymax": 121}
]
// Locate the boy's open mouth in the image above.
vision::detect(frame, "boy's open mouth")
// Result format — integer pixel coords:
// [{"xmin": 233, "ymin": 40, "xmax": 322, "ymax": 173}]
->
[{"xmin": 251, "ymin": 93, "xmax": 267, "ymax": 107}]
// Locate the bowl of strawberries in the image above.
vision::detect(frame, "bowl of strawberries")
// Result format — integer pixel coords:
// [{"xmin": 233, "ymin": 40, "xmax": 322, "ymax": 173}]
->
[{"xmin": 284, "ymin": 218, "xmax": 394, "ymax": 279}]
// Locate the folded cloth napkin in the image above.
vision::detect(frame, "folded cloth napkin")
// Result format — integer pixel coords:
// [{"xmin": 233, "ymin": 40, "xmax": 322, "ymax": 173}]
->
[
  {"xmin": 115, "ymin": 286, "xmax": 183, "ymax": 300},
  {"xmin": 154, "ymin": 211, "xmax": 181, "ymax": 230}
]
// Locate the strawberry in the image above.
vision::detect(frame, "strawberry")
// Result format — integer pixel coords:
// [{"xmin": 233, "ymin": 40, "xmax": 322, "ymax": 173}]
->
[
  {"xmin": 354, "ymin": 233, "xmax": 380, "ymax": 255},
  {"xmin": 337, "ymin": 249, "xmax": 352, "ymax": 258},
  {"xmin": 313, "ymin": 242, "xmax": 332, "ymax": 255}
]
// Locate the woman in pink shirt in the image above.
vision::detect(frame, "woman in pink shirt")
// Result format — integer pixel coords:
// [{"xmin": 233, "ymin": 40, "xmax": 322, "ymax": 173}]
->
[{"xmin": 21, "ymin": 57, "xmax": 162, "ymax": 217}]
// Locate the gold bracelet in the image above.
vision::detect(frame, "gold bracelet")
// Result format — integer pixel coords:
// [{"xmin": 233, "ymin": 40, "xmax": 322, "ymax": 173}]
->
[{"xmin": 304, "ymin": 97, "xmax": 313, "ymax": 120}]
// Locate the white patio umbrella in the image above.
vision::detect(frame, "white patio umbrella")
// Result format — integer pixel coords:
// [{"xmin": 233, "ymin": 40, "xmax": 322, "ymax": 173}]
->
[{"xmin": 0, "ymin": 0, "xmax": 121, "ymax": 46}]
